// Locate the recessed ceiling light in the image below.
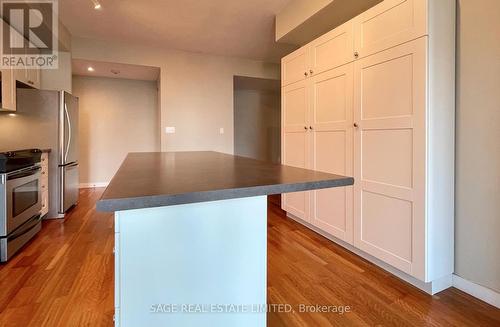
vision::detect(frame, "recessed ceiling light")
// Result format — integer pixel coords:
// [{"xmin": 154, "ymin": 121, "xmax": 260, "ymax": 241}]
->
[
  {"xmin": 87, "ymin": 66, "xmax": 95, "ymax": 72},
  {"xmin": 92, "ymin": 0, "xmax": 102, "ymax": 10}
]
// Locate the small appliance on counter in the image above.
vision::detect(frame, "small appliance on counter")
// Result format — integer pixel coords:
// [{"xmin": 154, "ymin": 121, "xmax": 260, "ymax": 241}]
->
[{"xmin": 0, "ymin": 149, "xmax": 43, "ymax": 262}]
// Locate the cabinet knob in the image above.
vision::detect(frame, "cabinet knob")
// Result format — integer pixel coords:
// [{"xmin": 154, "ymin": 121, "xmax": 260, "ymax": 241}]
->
[
  {"xmin": 309, "ymin": 69, "xmax": 313, "ymax": 74},
  {"xmin": 304, "ymin": 126, "xmax": 308, "ymax": 130},
  {"xmin": 309, "ymin": 126, "xmax": 313, "ymax": 130},
  {"xmin": 354, "ymin": 123, "xmax": 359, "ymax": 128},
  {"xmin": 354, "ymin": 52, "xmax": 359, "ymax": 59},
  {"xmin": 304, "ymin": 72, "xmax": 308, "ymax": 77}
]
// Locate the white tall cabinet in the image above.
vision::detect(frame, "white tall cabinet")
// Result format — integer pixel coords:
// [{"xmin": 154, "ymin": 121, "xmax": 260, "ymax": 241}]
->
[{"xmin": 281, "ymin": 0, "xmax": 455, "ymax": 293}]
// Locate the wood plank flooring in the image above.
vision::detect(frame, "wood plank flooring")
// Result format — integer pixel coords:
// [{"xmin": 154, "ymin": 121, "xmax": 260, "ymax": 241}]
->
[{"xmin": 0, "ymin": 188, "xmax": 498, "ymax": 326}]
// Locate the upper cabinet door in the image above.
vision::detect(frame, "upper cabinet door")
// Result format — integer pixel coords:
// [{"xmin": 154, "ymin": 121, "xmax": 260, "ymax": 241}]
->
[
  {"xmin": 353, "ymin": 38, "xmax": 427, "ymax": 279},
  {"xmin": 26, "ymin": 45, "xmax": 41, "ymax": 89},
  {"xmin": 281, "ymin": 80, "xmax": 310, "ymax": 221},
  {"xmin": 309, "ymin": 21, "xmax": 354, "ymax": 76},
  {"xmin": 353, "ymin": 0, "xmax": 427, "ymax": 58},
  {"xmin": 309, "ymin": 64, "xmax": 354, "ymax": 244},
  {"xmin": 281, "ymin": 47, "xmax": 309, "ymax": 87}
]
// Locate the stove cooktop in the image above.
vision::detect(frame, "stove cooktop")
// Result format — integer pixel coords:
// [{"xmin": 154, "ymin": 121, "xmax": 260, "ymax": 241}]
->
[{"xmin": 0, "ymin": 149, "xmax": 42, "ymax": 173}]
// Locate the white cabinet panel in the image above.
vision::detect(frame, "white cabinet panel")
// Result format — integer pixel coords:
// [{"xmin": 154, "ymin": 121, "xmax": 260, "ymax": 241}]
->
[
  {"xmin": 283, "ymin": 83, "xmax": 308, "ymax": 127},
  {"xmin": 354, "ymin": 38, "xmax": 426, "ymax": 279},
  {"xmin": 313, "ymin": 72, "xmax": 348, "ymax": 123},
  {"xmin": 311, "ymin": 131, "xmax": 352, "ymax": 242},
  {"xmin": 360, "ymin": 54, "xmax": 414, "ymax": 119},
  {"xmin": 361, "ymin": 190, "xmax": 412, "ymax": 268},
  {"xmin": 309, "ymin": 21, "xmax": 354, "ymax": 75},
  {"xmin": 362, "ymin": 129, "xmax": 413, "ymax": 188},
  {"xmin": 353, "ymin": 0, "xmax": 427, "ymax": 58},
  {"xmin": 310, "ymin": 65, "xmax": 354, "ymax": 243},
  {"xmin": 282, "ymin": 80, "xmax": 310, "ymax": 221},
  {"xmin": 281, "ymin": 47, "xmax": 308, "ymax": 86},
  {"xmin": 283, "ymin": 132, "xmax": 307, "ymax": 169}
]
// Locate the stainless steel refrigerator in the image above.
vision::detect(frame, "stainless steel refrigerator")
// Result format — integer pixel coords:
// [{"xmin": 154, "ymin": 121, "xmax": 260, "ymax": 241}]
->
[
  {"xmin": 58, "ymin": 92, "xmax": 79, "ymax": 214},
  {"xmin": 15, "ymin": 89, "xmax": 79, "ymax": 218}
]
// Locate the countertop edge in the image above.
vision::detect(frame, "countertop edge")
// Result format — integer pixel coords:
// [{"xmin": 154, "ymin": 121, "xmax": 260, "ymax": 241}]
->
[{"xmin": 96, "ymin": 177, "xmax": 354, "ymax": 212}]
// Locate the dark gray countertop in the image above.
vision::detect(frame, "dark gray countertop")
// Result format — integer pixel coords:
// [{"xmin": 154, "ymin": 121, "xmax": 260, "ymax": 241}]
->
[{"xmin": 96, "ymin": 151, "xmax": 354, "ymax": 212}]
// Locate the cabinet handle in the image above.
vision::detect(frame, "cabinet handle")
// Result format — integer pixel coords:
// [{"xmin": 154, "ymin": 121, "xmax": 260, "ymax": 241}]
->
[
  {"xmin": 354, "ymin": 123, "xmax": 359, "ymax": 128},
  {"xmin": 354, "ymin": 52, "xmax": 359, "ymax": 59}
]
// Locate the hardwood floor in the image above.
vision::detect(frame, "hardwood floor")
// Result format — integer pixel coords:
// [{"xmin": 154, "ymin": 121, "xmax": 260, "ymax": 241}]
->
[
  {"xmin": 0, "ymin": 188, "xmax": 499, "ymax": 326},
  {"xmin": 0, "ymin": 188, "xmax": 114, "ymax": 327}
]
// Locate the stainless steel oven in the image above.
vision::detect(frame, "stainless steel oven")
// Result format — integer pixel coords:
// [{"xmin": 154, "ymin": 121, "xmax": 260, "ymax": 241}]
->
[{"xmin": 0, "ymin": 164, "xmax": 43, "ymax": 261}]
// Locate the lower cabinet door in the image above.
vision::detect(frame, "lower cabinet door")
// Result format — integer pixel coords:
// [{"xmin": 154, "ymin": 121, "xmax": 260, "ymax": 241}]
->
[
  {"xmin": 309, "ymin": 64, "xmax": 354, "ymax": 243},
  {"xmin": 281, "ymin": 80, "xmax": 311, "ymax": 222},
  {"xmin": 353, "ymin": 38, "xmax": 426, "ymax": 279}
]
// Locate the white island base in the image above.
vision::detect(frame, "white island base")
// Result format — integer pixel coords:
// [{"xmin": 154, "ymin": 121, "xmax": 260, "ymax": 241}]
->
[{"xmin": 114, "ymin": 196, "xmax": 267, "ymax": 327}]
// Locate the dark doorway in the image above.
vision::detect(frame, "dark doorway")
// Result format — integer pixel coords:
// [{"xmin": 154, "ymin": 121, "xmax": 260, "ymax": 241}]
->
[{"xmin": 233, "ymin": 76, "xmax": 281, "ymax": 163}]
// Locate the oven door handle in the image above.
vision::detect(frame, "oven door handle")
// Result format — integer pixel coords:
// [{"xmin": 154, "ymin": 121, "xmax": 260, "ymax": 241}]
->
[
  {"xmin": 7, "ymin": 166, "xmax": 41, "ymax": 180},
  {"xmin": 4, "ymin": 215, "xmax": 42, "ymax": 241}
]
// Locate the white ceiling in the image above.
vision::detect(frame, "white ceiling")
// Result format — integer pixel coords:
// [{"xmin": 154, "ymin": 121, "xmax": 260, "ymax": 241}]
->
[
  {"xmin": 72, "ymin": 59, "xmax": 160, "ymax": 81},
  {"xmin": 60, "ymin": 0, "xmax": 297, "ymax": 62}
]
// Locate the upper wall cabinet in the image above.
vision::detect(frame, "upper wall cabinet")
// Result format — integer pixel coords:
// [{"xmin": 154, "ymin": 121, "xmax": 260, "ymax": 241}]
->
[
  {"xmin": 353, "ymin": 0, "xmax": 427, "ymax": 58},
  {"xmin": 309, "ymin": 21, "xmax": 354, "ymax": 76},
  {"xmin": 0, "ymin": 20, "xmax": 41, "ymax": 111},
  {"xmin": 282, "ymin": 0, "xmax": 428, "ymax": 88},
  {"xmin": 282, "ymin": 20, "xmax": 354, "ymax": 87},
  {"xmin": 281, "ymin": 47, "xmax": 309, "ymax": 87}
]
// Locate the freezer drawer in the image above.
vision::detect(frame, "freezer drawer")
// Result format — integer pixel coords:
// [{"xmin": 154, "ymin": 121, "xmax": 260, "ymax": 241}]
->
[{"xmin": 59, "ymin": 162, "xmax": 79, "ymax": 213}]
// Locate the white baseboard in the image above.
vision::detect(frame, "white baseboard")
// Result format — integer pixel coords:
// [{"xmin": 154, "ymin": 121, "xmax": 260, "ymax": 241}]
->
[
  {"xmin": 452, "ymin": 274, "xmax": 500, "ymax": 309},
  {"xmin": 79, "ymin": 182, "xmax": 109, "ymax": 189}
]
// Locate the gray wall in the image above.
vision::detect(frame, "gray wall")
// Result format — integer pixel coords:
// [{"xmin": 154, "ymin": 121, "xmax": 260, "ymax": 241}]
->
[
  {"xmin": 73, "ymin": 76, "xmax": 160, "ymax": 186},
  {"xmin": 234, "ymin": 77, "xmax": 280, "ymax": 163},
  {"xmin": 0, "ymin": 89, "xmax": 61, "ymax": 218},
  {"xmin": 455, "ymin": 0, "xmax": 500, "ymax": 292},
  {"xmin": 0, "ymin": 95, "xmax": 58, "ymax": 153}
]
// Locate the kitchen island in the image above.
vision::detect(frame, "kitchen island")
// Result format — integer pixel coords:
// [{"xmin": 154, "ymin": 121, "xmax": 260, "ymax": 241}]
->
[{"xmin": 97, "ymin": 151, "xmax": 353, "ymax": 327}]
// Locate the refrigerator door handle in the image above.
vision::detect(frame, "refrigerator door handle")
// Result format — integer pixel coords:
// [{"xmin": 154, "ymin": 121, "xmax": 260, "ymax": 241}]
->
[{"xmin": 64, "ymin": 103, "xmax": 71, "ymax": 163}]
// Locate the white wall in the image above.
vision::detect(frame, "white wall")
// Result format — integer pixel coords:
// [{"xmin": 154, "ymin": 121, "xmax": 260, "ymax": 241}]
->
[
  {"xmin": 455, "ymin": 0, "xmax": 500, "ymax": 293},
  {"xmin": 73, "ymin": 76, "xmax": 159, "ymax": 186},
  {"xmin": 71, "ymin": 37, "xmax": 280, "ymax": 154}
]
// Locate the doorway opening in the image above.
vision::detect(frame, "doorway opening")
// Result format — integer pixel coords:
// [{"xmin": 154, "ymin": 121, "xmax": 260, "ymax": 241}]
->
[{"xmin": 233, "ymin": 75, "xmax": 281, "ymax": 206}]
